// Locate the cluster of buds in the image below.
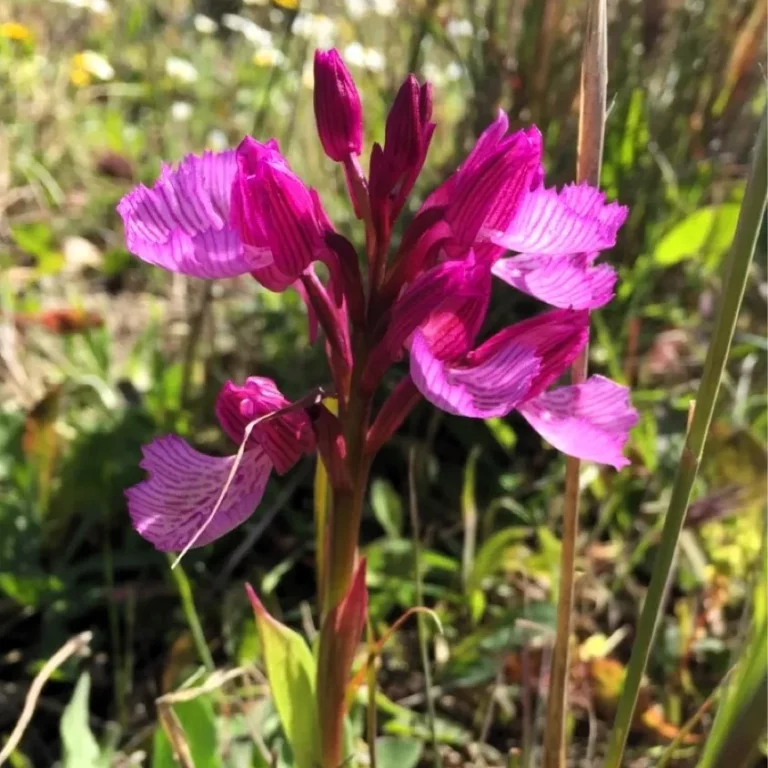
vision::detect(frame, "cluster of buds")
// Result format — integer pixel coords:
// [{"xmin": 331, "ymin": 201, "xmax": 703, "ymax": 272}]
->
[{"xmin": 119, "ymin": 47, "xmax": 637, "ymax": 767}]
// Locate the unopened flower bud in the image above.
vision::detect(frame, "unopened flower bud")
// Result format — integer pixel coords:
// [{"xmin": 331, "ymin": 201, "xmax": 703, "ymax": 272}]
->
[{"xmin": 313, "ymin": 49, "xmax": 363, "ymax": 162}]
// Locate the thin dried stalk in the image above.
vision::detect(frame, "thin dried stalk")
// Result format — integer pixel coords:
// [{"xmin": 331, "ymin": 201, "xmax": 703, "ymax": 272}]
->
[
  {"xmin": 0, "ymin": 631, "xmax": 93, "ymax": 765},
  {"xmin": 541, "ymin": 1, "xmax": 607, "ymax": 766}
]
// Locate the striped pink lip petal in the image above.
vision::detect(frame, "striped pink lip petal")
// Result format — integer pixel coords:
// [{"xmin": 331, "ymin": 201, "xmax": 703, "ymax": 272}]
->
[
  {"xmin": 117, "ymin": 149, "xmax": 257, "ymax": 279},
  {"xmin": 519, "ymin": 375, "xmax": 639, "ymax": 469},
  {"xmin": 125, "ymin": 436, "xmax": 273, "ymax": 552},
  {"xmin": 492, "ymin": 252, "xmax": 618, "ymax": 310}
]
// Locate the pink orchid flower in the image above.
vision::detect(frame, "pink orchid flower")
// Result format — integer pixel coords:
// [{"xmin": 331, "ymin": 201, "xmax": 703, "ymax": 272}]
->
[{"xmin": 120, "ymin": 47, "xmax": 637, "ymax": 553}]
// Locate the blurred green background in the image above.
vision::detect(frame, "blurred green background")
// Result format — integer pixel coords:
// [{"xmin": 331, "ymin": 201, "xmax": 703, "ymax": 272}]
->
[{"xmin": 0, "ymin": 0, "xmax": 765, "ymax": 765}]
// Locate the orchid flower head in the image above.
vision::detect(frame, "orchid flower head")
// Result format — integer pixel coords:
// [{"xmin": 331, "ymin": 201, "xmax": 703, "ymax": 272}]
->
[{"xmin": 120, "ymin": 46, "xmax": 637, "ymax": 554}]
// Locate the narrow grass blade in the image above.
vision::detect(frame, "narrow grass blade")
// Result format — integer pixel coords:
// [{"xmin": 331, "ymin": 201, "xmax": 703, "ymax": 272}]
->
[
  {"xmin": 604, "ymin": 113, "xmax": 767, "ymax": 768},
  {"xmin": 408, "ymin": 447, "xmax": 439, "ymax": 768}
]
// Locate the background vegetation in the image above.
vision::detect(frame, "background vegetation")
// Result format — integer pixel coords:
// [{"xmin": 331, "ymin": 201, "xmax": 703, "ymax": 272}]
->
[{"xmin": 0, "ymin": 0, "xmax": 765, "ymax": 765}]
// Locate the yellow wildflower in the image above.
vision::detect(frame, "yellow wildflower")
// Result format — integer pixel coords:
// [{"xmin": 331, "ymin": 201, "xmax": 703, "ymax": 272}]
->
[
  {"xmin": 273, "ymin": 0, "xmax": 298, "ymax": 9},
  {"xmin": 0, "ymin": 21, "xmax": 33, "ymax": 42}
]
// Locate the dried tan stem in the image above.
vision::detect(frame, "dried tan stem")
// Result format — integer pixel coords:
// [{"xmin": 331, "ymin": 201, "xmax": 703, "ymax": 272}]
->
[
  {"xmin": 542, "ymin": 1, "xmax": 607, "ymax": 765},
  {"xmin": 0, "ymin": 631, "xmax": 93, "ymax": 765}
]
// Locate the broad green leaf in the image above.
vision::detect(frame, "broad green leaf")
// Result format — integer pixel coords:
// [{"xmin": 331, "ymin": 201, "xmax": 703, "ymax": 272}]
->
[
  {"xmin": 152, "ymin": 696, "xmax": 219, "ymax": 768},
  {"xmin": 60, "ymin": 673, "xmax": 106, "ymax": 768},
  {"xmin": 375, "ymin": 737, "xmax": 423, "ymax": 768},
  {"xmin": 247, "ymin": 588, "xmax": 320, "ymax": 768},
  {"xmin": 654, "ymin": 204, "xmax": 740, "ymax": 267},
  {"xmin": 371, "ymin": 478, "xmax": 404, "ymax": 538}
]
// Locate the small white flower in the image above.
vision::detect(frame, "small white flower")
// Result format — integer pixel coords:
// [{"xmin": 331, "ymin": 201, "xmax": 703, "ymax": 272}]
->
[
  {"xmin": 446, "ymin": 18, "xmax": 473, "ymax": 38},
  {"xmin": 422, "ymin": 62, "xmax": 445, "ymax": 87},
  {"xmin": 373, "ymin": 0, "xmax": 396, "ymax": 15},
  {"xmin": 79, "ymin": 50, "xmax": 115, "ymax": 80},
  {"xmin": 445, "ymin": 61, "xmax": 463, "ymax": 81},
  {"xmin": 345, "ymin": 0, "xmax": 396, "ymax": 17},
  {"xmin": 51, "ymin": 0, "xmax": 112, "ymax": 12},
  {"xmin": 165, "ymin": 56, "xmax": 198, "ymax": 84},
  {"xmin": 344, "ymin": 0, "xmax": 368, "ymax": 18},
  {"xmin": 87, "ymin": 0, "xmax": 111, "ymax": 13},
  {"xmin": 343, "ymin": 42, "xmax": 366, "ymax": 68},
  {"xmin": 364, "ymin": 47, "xmax": 385, "ymax": 72},
  {"xmin": 343, "ymin": 42, "xmax": 384, "ymax": 72},
  {"xmin": 291, "ymin": 12, "xmax": 336, "ymax": 48},
  {"xmin": 253, "ymin": 47, "xmax": 286, "ymax": 68},
  {"xmin": 170, "ymin": 101, "xmax": 193, "ymax": 122},
  {"xmin": 207, "ymin": 129, "xmax": 228, "ymax": 151},
  {"xmin": 193, "ymin": 14, "xmax": 218, "ymax": 34},
  {"xmin": 221, "ymin": 14, "xmax": 273, "ymax": 47}
]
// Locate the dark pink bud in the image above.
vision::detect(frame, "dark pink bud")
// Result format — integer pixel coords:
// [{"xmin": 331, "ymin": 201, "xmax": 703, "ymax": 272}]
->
[
  {"xmin": 215, "ymin": 377, "xmax": 315, "ymax": 474},
  {"xmin": 232, "ymin": 137, "xmax": 334, "ymax": 292},
  {"xmin": 384, "ymin": 75, "xmax": 425, "ymax": 173},
  {"xmin": 313, "ymin": 49, "xmax": 363, "ymax": 163},
  {"xmin": 371, "ymin": 75, "xmax": 436, "ymax": 228}
]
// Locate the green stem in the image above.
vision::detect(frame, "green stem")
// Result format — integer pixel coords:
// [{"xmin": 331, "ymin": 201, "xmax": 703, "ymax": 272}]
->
[
  {"xmin": 408, "ymin": 448, "xmax": 439, "ymax": 767},
  {"xmin": 323, "ymin": 386, "xmax": 372, "ymax": 614},
  {"xmin": 166, "ymin": 555, "xmax": 215, "ymax": 673},
  {"xmin": 604, "ymin": 113, "xmax": 767, "ymax": 768}
]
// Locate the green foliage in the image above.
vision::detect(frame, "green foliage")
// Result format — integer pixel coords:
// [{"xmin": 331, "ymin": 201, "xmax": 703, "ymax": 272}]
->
[
  {"xmin": 654, "ymin": 204, "xmax": 740, "ymax": 268},
  {"xmin": 152, "ymin": 697, "xmax": 219, "ymax": 768},
  {"xmin": 60, "ymin": 674, "xmax": 110, "ymax": 768},
  {"xmin": 250, "ymin": 593, "xmax": 320, "ymax": 768},
  {"xmin": 375, "ymin": 737, "xmax": 423, "ymax": 768},
  {"xmin": 0, "ymin": 0, "xmax": 764, "ymax": 764}
]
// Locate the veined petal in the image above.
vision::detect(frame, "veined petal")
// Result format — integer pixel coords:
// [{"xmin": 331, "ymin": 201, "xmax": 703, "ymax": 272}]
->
[
  {"xmin": 409, "ymin": 308, "xmax": 589, "ymax": 418},
  {"xmin": 492, "ymin": 252, "xmax": 617, "ymax": 309},
  {"xmin": 118, "ymin": 150, "xmax": 259, "ymax": 278},
  {"xmin": 215, "ymin": 377, "xmax": 314, "ymax": 474},
  {"xmin": 126, "ymin": 436, "xmax": 272, "ymax": 552},
  {"xmin": 519, "ymin": 375, "xmax": 638, "ymax": 469},
  {"xmin": 467, "ymin": 308, "xmax": 588, "ymax": 398},
  {"xmin": 410, "ymin": 329, "xmax": 540, "ymax": 418},
  {"xmin": 486, "ymin": 182, "xmax": 628, "ymax": 255},
  {"xmin": 384, "ymin": 258, "xmax": 491, "ymax": 358}
]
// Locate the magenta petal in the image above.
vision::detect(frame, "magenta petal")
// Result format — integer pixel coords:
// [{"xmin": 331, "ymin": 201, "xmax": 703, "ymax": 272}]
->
[
  {"xmin": 487, "ymin": 182, "xmax": 628, "ymax": 255},
  {"xmin": 492, "ymin": 252, "xmax": 617, "ymax": 309},
  {"xmin": 118, "ymin": 150, "xmax": 259, "ymax": 278},
  {"xmin": 126, "ymin": 436, "xmax": 272, "ymax": 552},
  {"xmin": 518, "ymin": 376, "xmax": 638, "ymax": 469},
  {"xmin": 409, "ymin": 330, "xmax": 540, "ymax": 418},
  {"xmin": 215, "ymin": 377, "xmax": 315, "ymax": 474},
  {"xmin": 385, "ymin": 258, "xmax": 491, "ymax": 358},
  {"xmin": 233, "ymin": 137, "xmax": 333, "ymax": 292},
  {"xmin": 467, "ymin": 308, "xmax": 588, "ymax": 398}
]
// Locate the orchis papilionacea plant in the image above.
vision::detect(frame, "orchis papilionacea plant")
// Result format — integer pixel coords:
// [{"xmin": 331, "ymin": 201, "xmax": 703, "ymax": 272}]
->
[{"xmin": 120, "ymin": 47, "xmax": 637, "ymax": 767}]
